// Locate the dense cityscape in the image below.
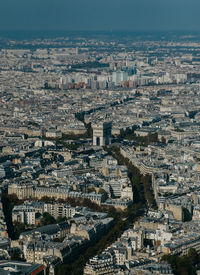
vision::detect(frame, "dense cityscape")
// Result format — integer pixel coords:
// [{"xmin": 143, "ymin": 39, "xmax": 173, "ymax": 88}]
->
[{"xmin": 0, "ymin": 31, "xmax": 200, "ymax": 274}]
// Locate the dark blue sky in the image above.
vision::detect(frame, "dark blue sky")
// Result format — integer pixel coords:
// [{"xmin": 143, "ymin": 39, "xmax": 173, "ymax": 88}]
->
[{"xmin": 1, "ymin": 0, "xmax": 200, "ymax": 31}]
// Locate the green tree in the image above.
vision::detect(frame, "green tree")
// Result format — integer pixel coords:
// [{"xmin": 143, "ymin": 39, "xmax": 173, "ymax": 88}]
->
[
  {"xmin": 56, "ymin": 216, "xmax": 66, "ymax": 223},
  {"xmin": 98, "ymin": 188, "xmax": 108, "ymax": 201},
  {"xmin": 188, "ymin": 248, "xmax": 198, "ymax": 266},
  {"xmin": 87, "ymin": 187, "xmax": 96, "ymax": 193},
  {"xmin": 161, "ymin": 136, "xmax": 166, "ymax": 144},
  {"xmin": 9, "ymin": 249, "xmax": 25, "ymax": 262},
  {"xmin": 40, "ymin": 212, "xmax": 56, "ymax": 226},
  {"xmin": 13, "ymin": 222, "xmax": 26, "ymax": 239},
  {"xmin": 161, "ymin": 250, "xmax": 198, "ymax": 275},
  {"xmin": 183, "ymin": 208, "xmax": 192, "ymax": 222},
  {"xmin": 40, "ymin": 196, "xmax": 55, "ymax": 203}
]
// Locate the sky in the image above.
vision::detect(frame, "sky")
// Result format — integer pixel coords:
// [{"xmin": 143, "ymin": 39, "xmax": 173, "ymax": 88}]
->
[{"xmin": 0, "ymin": 0, "xmax": 200, "ymax": 32}]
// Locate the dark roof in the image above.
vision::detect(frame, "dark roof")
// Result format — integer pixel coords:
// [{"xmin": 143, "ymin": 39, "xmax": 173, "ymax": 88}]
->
[
  {"xmin": 0, "ymin": 260, "xmax": 45, "ymax": 275},
  {"xmin": 21, "ymin": 224, "xmax": 60, "ymax": 237}
]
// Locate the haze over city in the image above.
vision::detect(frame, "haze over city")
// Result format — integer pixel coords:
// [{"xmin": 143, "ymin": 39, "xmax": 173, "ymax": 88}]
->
[{"xmin": 1, "ymin": 0, "xmax": 200, "ymax": 31}]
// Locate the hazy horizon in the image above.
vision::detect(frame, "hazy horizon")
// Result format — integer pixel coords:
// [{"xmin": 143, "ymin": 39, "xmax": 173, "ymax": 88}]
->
[{"xmin": 1, "ymin": 0, "xmax": 200, "ymax": 32}]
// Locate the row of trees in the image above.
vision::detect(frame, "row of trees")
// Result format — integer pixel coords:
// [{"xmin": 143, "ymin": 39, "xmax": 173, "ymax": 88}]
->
[
  {"xmin": 57, "ymin": 146, "xmax": 155, "ymax": 274},
  {"xmin": 69, "ymin": 61, "xmax": 108, "ymax": 70},
  {"xmin": 43, "ymin": 120, "xmax": 93, "ymax": 150},
  {"xmin": 57, "ymin": 201, "xmax": 144, "ymax": 275},
  {"xmin": 104, "ymin": 145, "xmax": 157, "ymax": 209},
  {"xmin": 119, "ymin": 128, "xmax": 160, "ymax": 146}
]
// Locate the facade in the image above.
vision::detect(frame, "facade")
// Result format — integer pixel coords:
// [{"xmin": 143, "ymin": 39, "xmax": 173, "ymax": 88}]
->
[
  {"xmin": 45, "ymin": 130, "xmax": 62, "ymax": 139},
  {"xmin": 12, "ymin": 205, "xmax": 35, "ymax": 225},
  {"xmin": 8, "ymin": 184, "xmax": 34, "ymax": 200},
  {"xmin": 44, "ymin": 204, "xmax": 76, "ymax": 219},
  {"xmin": 112, "ymin": 71, "xmax": 128, "ymax": 86},
  {"xmin": 8, "ymin": 184, "xmax": 103, "ymax": 205},
  {"xmin": 84, "ymin": 252, "xmax": 115, "ymax": 275}
]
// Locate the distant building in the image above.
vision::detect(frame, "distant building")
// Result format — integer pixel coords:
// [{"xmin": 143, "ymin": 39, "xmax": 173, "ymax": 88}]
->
[
  {"xmin": 46, "ymin": 130, "xmax": 62, "ymax": 139},
  {"xmin": 112, "ymin": 71, "xmax": 128, "ymax": 86}
]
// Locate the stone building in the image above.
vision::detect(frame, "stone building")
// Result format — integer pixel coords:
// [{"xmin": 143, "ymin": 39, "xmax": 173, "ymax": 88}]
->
[{"xmin": 92, "ymin": 122, "xmax": 112, "ymax": 146}]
